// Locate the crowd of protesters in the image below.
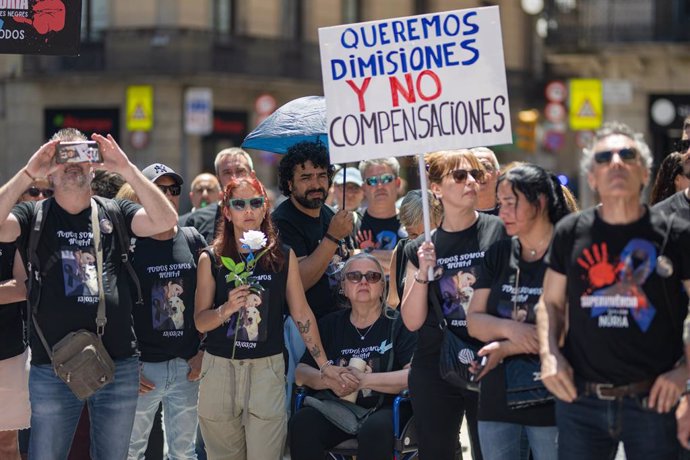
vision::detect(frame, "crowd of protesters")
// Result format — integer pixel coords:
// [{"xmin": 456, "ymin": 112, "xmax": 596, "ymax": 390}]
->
[{"xmin": 0, "ymin": 117, "xmax": 689, "ymax": 460}]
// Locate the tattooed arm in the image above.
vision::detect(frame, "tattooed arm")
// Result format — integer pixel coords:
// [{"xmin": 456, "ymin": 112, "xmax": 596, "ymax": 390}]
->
[{"xmin": 285, "ymin": 249, "xmax": 358, "ymax": 385}]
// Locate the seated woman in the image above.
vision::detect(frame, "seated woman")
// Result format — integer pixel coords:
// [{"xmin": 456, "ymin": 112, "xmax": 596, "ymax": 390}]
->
[
  {"xmin": 289, "ymin": 253, "xmax": 417, "ymax": 460},
  {"xmin": 194, "ymin": 176, "xmax": 346, "ymax": 460}
]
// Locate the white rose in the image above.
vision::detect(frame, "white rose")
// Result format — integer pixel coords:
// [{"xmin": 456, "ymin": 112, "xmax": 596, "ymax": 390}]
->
[{"xmin": 240, "ymin": 230, "xmax": 268, "ymax": 251}]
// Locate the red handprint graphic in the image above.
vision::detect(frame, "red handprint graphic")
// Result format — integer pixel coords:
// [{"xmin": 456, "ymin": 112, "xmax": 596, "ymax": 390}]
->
[
  {"xmin": 13, "ymin": 0, "xmax": 66, "ymax": 35},
  {"xmin": 356, "ymin": 229, "xmax": 377, "ymax": 251},
  {"xmin": 577, "ymin": 243, "xmax": 616, "ymax": 289}
]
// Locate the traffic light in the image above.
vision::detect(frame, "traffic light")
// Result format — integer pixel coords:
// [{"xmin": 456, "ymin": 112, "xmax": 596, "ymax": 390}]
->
[{"xmin": 516, "ymin": 109, "xmax": 539, "ymax": 153}]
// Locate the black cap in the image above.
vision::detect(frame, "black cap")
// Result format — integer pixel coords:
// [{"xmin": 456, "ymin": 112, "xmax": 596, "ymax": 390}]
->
[{"xmin": 142, "ymin": 163, "xmax": 184, "ymax": 185}]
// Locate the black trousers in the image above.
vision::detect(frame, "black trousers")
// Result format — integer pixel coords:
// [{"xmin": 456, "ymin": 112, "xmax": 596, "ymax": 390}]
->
[
  {"xmin": 409, "ymin": 366, "xmax": 483, "ymax": 460},
  {"xmin": 289, "ymin": 405, "xmax": 406, "ymax": 460}
]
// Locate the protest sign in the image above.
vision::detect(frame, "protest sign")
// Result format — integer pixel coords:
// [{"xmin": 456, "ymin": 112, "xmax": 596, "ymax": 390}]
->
[
  {"xmin": 0, "ymin": 0, "xmax": 81, "ymax": 55},
  {"xmin": 319, "ymin": 6, "xmax": 512, "ymax": 164}
]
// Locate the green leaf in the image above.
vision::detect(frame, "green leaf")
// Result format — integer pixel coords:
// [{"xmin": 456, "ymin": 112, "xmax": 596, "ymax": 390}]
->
[
  {"xmin": 239, "ymin": 272, "xmax": 250, "ymax": 280},
  {"xmin": 220, "ymin": 256, "xmax": 236, "ymax": 271},
  {"xmin": 234, "ymin": 279, "xmax": 241, "ymax": 288},
  {"xmin": 234, "ymin": 262, "xmax": 246, "ymax": 273}
]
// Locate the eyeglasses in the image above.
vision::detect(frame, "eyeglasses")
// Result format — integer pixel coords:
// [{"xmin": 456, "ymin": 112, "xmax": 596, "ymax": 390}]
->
[
  {"xmin": 675, "ymin": 139, "xmax": 690, "ymax": 153},
  {"xmin": 364, "ymin": 173, "xmax": 395, "ymax": 186},
  {"xmin": 344, "ymin": 270, "xmax": 383, "ymax": 283},
  {"xmin": 25, "ymin": 187, "xmax": 54, "ymax": 198},
  {"xmin": 157, "ymin": 184, "xmax": 182, "ymax": 196},
  {"xmin": 593, "ymin": 148, "xmax": 638, "ymax": 165},
  {"xmin": 228, "ymin": 196, "xmax": 265, "ymax": 211},
  {"xmin": 447, "ymin": 168, "xmax": 485, "ymax": 184}
]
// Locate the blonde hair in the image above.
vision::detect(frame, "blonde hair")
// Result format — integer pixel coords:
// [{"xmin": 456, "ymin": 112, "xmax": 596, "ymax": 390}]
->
[
  {"xmin": 115, "ymin": 183, "xmax": 139, "ymax": 203},
  {"xmin": 424, "ymin": 149, "xmax": 482, "ymax": 185}
]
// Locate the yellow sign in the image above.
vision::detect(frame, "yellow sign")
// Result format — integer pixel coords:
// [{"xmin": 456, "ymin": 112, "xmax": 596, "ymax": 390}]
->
[
  {"xmin": 569, "ymin": 79, "xmax": 602, "ymax": 131},
  {"xmin": 126, "ymin": 86, "xmax": 153, "ymax": 132}
]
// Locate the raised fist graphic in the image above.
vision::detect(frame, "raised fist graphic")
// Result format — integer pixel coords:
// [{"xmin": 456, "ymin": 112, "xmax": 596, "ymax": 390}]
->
[{"xmin": 13, "ymin": 0, "xmax": 66, "ymax": 35}]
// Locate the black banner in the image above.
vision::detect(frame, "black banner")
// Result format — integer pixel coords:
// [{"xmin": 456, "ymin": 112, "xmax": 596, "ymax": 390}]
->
[
  {"xmin": 0, "ymin": 0, "xmax": 81, "ymax": 55},
  {"xmin": 44, "ymin": 108, "xmax": 120, "ymax": 141}
]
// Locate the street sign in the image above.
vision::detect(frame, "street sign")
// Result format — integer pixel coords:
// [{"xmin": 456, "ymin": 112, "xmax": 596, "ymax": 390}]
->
[
  {"xmin": 184, "ymin": 87, "xmax": 213, "ymax": 135},
  {"xmin": 545, "ymin": 81, "xmax": 567, "ymax": 103},
  {"xmin": 569, "ymin": 79, "xmax": 602, "ymax": 131},
  {"xmin": 126, "ymin": 86, "xmax": 153, "ymax": 132}
]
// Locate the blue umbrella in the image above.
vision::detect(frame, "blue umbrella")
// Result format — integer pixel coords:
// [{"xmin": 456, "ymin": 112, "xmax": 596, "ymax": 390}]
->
[{"xmin": 242, "ymin": 95, "xmax": 328, "ymax": 154}]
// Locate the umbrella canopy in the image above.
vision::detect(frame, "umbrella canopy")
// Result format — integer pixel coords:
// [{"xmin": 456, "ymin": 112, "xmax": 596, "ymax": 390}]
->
[{"xmin": 241, "ymin": 95, "xmax": 328, "ymax": 154}]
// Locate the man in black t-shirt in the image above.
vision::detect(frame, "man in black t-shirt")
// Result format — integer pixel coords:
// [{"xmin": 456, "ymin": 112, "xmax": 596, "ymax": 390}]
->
[
  {"xmin": 0, "ymin": 128, "xmax": 178, "ymax": 460},
  {"xmin": 182, "ymin": 148, "xmax": 254, "ymax": 244},
  {"xmin": 128, "ymin": 163, "xmax": 204, "ymax": 459},
  {"xmin": 538, "ymin": 122, "xmax": 690, "ymax": 459},
  {"xmin": 272, "ymin": 141, "xmax": 354, "ymax": 412}
]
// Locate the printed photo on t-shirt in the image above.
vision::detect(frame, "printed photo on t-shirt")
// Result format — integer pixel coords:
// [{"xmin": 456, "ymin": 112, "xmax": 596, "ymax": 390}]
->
[
  {"xmin": 439, "ymin": 268, "xmax": 478, "ymax": 325},
  {"xmin": 227, "ymin": 288, "xmax": 268, "ymax": 343},
  {"xmin": 152, "ymin": 279, "xmax": 186, "ymax": 331},
  {"xmin": 578, "ymin": 239, "xmax": 657, "ymax": 331},
  {"xmin": 61, "ymin": 248, "xmax": 99, "ymax": 297}
]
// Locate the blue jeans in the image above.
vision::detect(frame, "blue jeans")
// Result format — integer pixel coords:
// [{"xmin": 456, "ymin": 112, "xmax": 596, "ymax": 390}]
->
[
  {"xmin": 284, "ymin": 316, "xmax": 305, "ymax": 415},
  {"xmin": 478, "ymin": 421, "xmax": 557, "ymax": 460},
  {"xmin": 556, "ymin": 395, "xmax": 679, "ymax": 460},
  {"xmin": 28, "ymin": 356, "xmax": 139, "ymax": 460},
  {"xmin": 128, "ymin": 358, "xmax": 199, "ymax": 460}
]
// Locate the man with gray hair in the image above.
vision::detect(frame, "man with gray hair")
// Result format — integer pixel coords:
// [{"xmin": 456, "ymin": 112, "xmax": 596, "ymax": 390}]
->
[
  {"xmin": 357, "ymin": 157, "xmax": 405, "ymax": 252},
  {"xmin": 537, "ymin": 121, "xmax": 690, "ymax": 459},
  {"xmin": 182, "ymin": 147, "xmax": 254, "ymax": 243},
  {"xmin": 471, "ymin": 147, "xmax": 500, "ymax": 215}
]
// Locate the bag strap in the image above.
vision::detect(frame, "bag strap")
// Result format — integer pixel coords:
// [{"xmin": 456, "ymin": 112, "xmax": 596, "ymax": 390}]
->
[
  {"xmin": 26, "ymin": 199, "xmax": 53, "ymax": 359},
  {"xmin": 90, "ymin": 198, "xmax": 107, "ymax": 337},
  {"xmin": 92, "ymin": 196, "xmax": 143, "ymax": 305},
  {"xmin": 180, "ymin": 226, "xmax": 207, "ymax": 263}
]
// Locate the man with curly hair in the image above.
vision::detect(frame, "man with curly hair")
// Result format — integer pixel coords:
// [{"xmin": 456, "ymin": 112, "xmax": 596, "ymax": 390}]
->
[{"xmin": 272, "ymin": 141, "xmax": 354, "ymax": 411}]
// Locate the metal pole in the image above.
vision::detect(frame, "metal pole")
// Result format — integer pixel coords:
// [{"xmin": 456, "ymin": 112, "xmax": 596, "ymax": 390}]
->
[{"xmin": 417, "ymin": 152, "xmax": 434, "ymax": 280}]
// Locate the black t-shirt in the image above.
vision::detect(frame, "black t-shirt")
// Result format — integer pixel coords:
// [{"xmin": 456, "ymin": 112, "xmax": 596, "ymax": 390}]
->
[
  {"xmin": 131, "ymin": 229, "xmax": 202, "ymax": 362},
  {"xmin": 301, "ymin": 308, "xmax": 417, "ymax": 408},
  {"xmin": 0, "ymin": 242, "xmax": 26, "ymax": 360},
  {"xmin": 546, "ymin": 207, "xmax": 690, "ymax": 384},
  {"xmin": 404, "ymin": 213, "xmax": 506, "ymax": 370},
  {"xmin": 653, "ymin": 191, "xmax": 690, "ymax": 222},
  {"xmin": 203, "ymin": 245, "xmax": 290, "ymax": 360},
  {"xmin": 13, "ymin": 198, "xmax": 141, "ymax": 365},
  {"xmin": 272, "ymin": 199, "xmax": 340, "ymax": 319},
  {"xmin": 359, "ymin": 212, "xmax": 405, "ymax": 250},
  {"xmin": 182, "ymin": 203, "xmax": 220, "ymax": 245},
  {"xmin": 474, "ymin": 237, "xmax": 554, "ymax": 426}
]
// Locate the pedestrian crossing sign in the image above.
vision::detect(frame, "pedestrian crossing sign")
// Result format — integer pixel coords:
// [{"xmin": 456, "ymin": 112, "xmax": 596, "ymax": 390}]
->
[
  {"xmin": 569, "ymin": 79, "xmax": 602, "ymax": 131},
  {"xmin": 127, "ymin": 86, "xmax": 154, "ymax": 132}
]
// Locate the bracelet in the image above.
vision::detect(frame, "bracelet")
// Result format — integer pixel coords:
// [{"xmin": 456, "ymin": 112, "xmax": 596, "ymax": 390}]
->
[
  {"xmin": 23, "ymin": 168, "xmax": 36, "ymax": 181},
  {"xmin": 324, "ymin": 233, "xmax": 340, "ymax": 245},
  {"xmin": 413, "ymin": 271, "xmax": 429, "ymax": 284},
  {"xmin": 319, "ymin": 360, "xmax": 334, "ymax": 379},
  {"xmin": 217, "ymin": 304, "xmax": 224, "ymax": 320}
]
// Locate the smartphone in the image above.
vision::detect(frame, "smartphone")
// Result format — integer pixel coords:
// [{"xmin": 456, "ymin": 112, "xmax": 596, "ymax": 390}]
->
[
  {"xmin": 56, "ymin": 141, "xmax": 103, "ymax": 164},
  {"xmin": 470, "ymin": 356, "xmax": 488, "ymax": 382}
]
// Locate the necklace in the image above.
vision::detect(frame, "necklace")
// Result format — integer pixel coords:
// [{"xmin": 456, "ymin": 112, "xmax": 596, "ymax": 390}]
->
[{"xmin": 351, "ymin": 320, "xmax": 376, "ymax": 341}]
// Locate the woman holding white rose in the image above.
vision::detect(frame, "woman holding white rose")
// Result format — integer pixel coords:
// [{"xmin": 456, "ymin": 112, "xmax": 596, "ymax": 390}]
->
[{"xmin": 194, "ymin": 176, "xmax": 351, "ymax": 460}]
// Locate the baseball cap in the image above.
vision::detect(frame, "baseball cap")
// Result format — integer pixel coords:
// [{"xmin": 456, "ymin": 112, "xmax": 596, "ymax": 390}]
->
[
  {"xmin": 142, "ymin": 163, "xmax": 184, "ymax": 185},
  {"xmin": 333, "ymin": 167, "xmax": 363, "ymax": 187}
]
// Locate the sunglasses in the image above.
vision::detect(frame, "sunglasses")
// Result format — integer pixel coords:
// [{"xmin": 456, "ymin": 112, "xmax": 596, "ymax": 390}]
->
[
  {"xmin": 344, "ymin": 270, "xmax": 383, "ymax": 283},
  {"xmin": 25, "ymin": 187, "xmax": 54, "ymax": 198},
  {"xmin": 447, "ymin": 168, "xmax": 485, "ymax": 184},
  {"xmin": 364, "ymin": 173, "xmax": 395, "ymax": 186},
  {"xmin": 157, "ymin": 184, "xmax": 182, "ymax": 196},
  {"xmin": 675, "ymin": 139, "xmax": 690, "ymax": 153},
  {"xmin": 228, "ymin": 196, "xmax": 265, "ymax": 211},
  {"xmin": 593, "ymin": 148, "xmax": 638, "ymax": 164}
]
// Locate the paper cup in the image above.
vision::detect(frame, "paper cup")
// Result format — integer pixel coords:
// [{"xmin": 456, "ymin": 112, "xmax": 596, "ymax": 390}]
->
[{"xmin": 341, "ymin": 357, "xmax": 367, "ymax": 403}]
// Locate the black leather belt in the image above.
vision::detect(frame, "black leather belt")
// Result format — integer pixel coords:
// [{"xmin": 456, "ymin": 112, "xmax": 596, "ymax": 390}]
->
[{"xmin": 581, "ymin": 380, "xmax": 654, "ymax": 401}]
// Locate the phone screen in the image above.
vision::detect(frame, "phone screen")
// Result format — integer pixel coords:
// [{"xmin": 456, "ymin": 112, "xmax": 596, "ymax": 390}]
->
[{"xmin": 56, "ymin": 141, "xmax": 103, "ymax": 164}]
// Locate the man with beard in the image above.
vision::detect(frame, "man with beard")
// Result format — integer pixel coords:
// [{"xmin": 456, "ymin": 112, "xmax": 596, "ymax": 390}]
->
[
  {"xmin": 0, "ymin": 128, "xmax": 178, "ymax": 459},
  {"xmin": 272, "ymin": 141, "xmax": 354, "ymax": 411},
  {"xmin": 653, "ymin": 116, "xmax": 690, "ymax": 221}
]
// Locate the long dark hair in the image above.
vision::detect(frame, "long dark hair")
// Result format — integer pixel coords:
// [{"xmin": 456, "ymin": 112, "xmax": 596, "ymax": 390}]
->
[
  {"xmin": 497, "ymin": 163, "xmax": 570, "ymax": 225},
  {"xmin": 650, "ymin": 151, "xmax": 684, "ymax": 205},
  {"xmin": 212, "ymin": 177, "xmax": 284, "ymax": 273}
]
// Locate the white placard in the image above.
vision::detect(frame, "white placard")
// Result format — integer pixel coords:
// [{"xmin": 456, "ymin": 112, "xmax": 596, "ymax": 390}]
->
[
  {"xmin": 319, "ymin": 6, "xmax": 512, "ymax": 164},
  {"xmin": 184, "ymin": 87, "xmax": 214, "ymax": 135}
]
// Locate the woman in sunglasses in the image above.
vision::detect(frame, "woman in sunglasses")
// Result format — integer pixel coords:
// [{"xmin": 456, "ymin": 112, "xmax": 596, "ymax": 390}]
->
[
  {"xmin": 20, "ymin": 178, "xmax": 53, "ymax": 202},
  {"xmin": 401, "ymin": 149, "xmax": 506, "ymax": 460},
  {"xmin": 194, "ymin": 176, "xmax": 346, "ymax": 460},
  {"xmin": 466, "ymin": 164, "xmax": 571, "ymax": 460},
  {"xmin": 289, "ymin": 252, "xmax": 417, "ymax": 460}
]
